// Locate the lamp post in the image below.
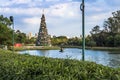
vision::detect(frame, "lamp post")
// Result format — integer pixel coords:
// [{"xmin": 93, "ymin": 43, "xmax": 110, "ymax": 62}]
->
[
  {"xmin": 80, "ymin": 0, "xmax": 85, "ymax": 61},
  {"xmin": 10, "ymin": 16, "xmax": 14, "ymax": 53}
]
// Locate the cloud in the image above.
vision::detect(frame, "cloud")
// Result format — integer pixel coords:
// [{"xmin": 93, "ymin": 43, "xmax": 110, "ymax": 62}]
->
[
  {"xmin": 46, "ymin": 0, "xmax": 60, "ymax": 2},
  {"xmin": 12, "ymin": 0, "xmax": 31, "ymax": 4},
  {"xmin": 0, "ymin": 0, "xmax": 120, "ymax": 37},
  {"xmin": 0, "ymin": 0, "xmax": 11, "ymax": 7},
  {"xmin": 23, "ymin": 17, "xmax": 40, "ymax": 24},
  {"xmin": 0, "ymin": 7, "xmax": 43, "ymax": 16},
  {"xmin": 0, "ymin": 0, "xmax": 30, "ymax": 7},
  {"xmin": 18, "ymin": 2, "xmax": 81, "ymax": 37},
  {"xmin": 48, "ymin": 2, "xmax": 80, "ymax": 18},
  {"xmin": 105, "ymin": 0, "xmax": 120, "ymax": 6}
]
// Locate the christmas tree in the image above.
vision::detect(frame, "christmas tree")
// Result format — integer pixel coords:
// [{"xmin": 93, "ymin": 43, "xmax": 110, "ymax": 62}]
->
[{"xmin": 36, "ymin": 13, "xmax": 51, "ymax": 46}]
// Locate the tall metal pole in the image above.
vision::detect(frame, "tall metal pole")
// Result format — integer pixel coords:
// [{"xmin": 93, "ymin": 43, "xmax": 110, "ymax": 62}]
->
[
  {"xmin": 80, "ymin": 0, "xmax": 85, "ymax": 61},
  {"xmin": 10, "ymin": 16, "xmax": 14, "ymax": 53}
]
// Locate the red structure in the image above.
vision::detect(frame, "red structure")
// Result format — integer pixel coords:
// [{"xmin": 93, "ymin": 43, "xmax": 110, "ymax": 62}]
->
[{"xmin": 14, "ymin": 43, "xmax": 22, "ymax": 47}]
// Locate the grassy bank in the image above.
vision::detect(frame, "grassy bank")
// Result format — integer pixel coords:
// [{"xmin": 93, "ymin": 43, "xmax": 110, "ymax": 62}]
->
[
  {"xmin": 11, "ymin": 46, "xmax": 60, "ymax": 51},
  {"xmin": 9, "ymin": 45, "xmax": 120, "ymax": 52},
  {"xmin": 0, "ymin": 49, "xmax": 120, "ymax": 80},
  {"xmin": 86, "ymin": 47, "xmax": 120, "ymax": 51},
  {"xmin": 63, "ymin": 46, "xmax": 120, "ymax": 51}
]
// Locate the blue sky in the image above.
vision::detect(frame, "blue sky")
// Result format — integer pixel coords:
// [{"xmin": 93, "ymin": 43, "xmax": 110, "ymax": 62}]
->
[{"xmin": 0, "ymin": 0, "xmax": 120, "ymax": 37}]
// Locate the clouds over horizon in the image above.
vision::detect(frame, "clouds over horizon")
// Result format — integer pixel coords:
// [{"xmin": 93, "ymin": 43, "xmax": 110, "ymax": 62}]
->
[{"xmin": 0, "ymin": 0, "xmax": 120, "ymax": 37}]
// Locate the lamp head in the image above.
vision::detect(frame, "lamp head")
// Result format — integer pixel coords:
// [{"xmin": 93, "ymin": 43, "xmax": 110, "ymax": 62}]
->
[{"xmin": 10, "ymin": 16, "xmax": 14, "ymax": 22}]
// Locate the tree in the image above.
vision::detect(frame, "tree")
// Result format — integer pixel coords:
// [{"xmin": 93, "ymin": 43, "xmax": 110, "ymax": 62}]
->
[
  {"xmin": 51, "ymin": 36, "xmax": 68, "ymax": 46},
  {"xmin": 89, "ymin": 10, "xmax": 120, "ymax": 47},
  {"xmin": 67, "ymin": 37, "xmax": 82, "ymax": 46},
  {"xmin": 15, "ymin": 30, "xmax": 27, "ymax": 43},
  {"xmin": 90, "ymin": 25, "xmax": 102, "ymax": 46},
  {"xmin": 103, "ymin": 10, "xmax": 120, "ymax": 34},
  {"xmin": 85, "ymin": 35, "xmax": 96, "ymax": 47},
  {"xmin": 0, "ymin": 15, "xmax": 12, "ymax": 45},
  {"xmin": 90, "ymin": 25, "xmax": 101, "ymax": 34},
  {"xmin": 103, "ymin": 10, "xmax": 120, "ymax": 47},
  {"xmin": 114, "ymin": 34, "xmax": 120, "ymax": 47}
]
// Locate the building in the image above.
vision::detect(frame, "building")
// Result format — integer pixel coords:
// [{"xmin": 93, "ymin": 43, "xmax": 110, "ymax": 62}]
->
[
  {"xmin": 36, "ymin": 13, "xmax": 51, "ymax": 46},
  {"xmin": 27, "ymin": 32, "xmax": 33, "ymax": 39},
  {"xmin": 34, "ymin": 33, "xmax": 38, "ymax": 38}
]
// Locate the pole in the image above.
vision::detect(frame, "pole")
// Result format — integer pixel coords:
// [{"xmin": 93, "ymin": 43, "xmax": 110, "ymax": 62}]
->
[
  {"xmin": 80, "ymin": 0, "xmax": 85, "ymax": 61},
  {"xmin": 10, "ymin": 16, "xmax": 14, "ymax": 53},
  {"xmin": 13, "ymin": 21, "xmax": 14, "ymax": 53}
]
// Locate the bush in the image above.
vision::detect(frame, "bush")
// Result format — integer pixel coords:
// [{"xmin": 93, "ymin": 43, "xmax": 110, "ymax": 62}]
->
[{"xmin": 0, "ymin": 49, "xmax": 120, "ymax": 80}]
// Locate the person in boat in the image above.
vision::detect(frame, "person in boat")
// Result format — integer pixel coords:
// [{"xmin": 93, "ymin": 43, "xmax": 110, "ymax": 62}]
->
[{"xmin": 60, "ymin": 47, "xmax": 63, "ymax": 52}]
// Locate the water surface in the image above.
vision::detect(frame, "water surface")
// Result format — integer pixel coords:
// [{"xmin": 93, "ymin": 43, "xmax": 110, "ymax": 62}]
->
[{"xmin": 19, "ymin": 48, "xmax": 120, "ymax": 68}]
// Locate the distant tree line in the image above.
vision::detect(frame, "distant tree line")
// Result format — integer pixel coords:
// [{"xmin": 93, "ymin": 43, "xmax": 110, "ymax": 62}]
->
[
  {"xmin": 51, "ymin": 36, "xmax": 82, "ymax": 46},
  {"xmin": 51, "ymin": 10, "xmax": 120, "ymax": 47},
  {"xmin": 0, "ymin": 10, "xmax": 120, "ymax": 47}
]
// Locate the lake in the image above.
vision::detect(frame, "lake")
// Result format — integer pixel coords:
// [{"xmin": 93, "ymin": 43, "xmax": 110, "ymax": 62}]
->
[{"xmin": 19, "ymin": 48, "xmax": 120, "ymax": 68}]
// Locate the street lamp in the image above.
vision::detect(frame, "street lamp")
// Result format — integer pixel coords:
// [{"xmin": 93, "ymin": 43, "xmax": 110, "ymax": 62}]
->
[
  {"xmin": 10, "ymin": 16, "xmax": 14, "ymax": 53},
  {"xmin": 80, "ymin": 0, "xmax": 85, "ymax": 61}
]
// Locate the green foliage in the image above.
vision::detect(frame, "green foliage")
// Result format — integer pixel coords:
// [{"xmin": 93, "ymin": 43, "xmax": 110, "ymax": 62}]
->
[
  {"xmin": 15, "ymin": 30, "xmax": 27, "ymax": 43},
  {"xmin": 0, "ymin": 15, "xmax": 27, "ymax": 46},
  {"xmin": 51, "ymin": 36, "xmax": 82, "ymax": 46},
  {"xmin": 0, "ymin": 15, "xmax": 13, "ymax": 45},
  {"xmin": 90, "ymin": 10, "xmax": 120, "ymax": 47},
  {"xmin": 104, "ymin": 11, "xmax": 120, "ymax": 33},
  {"xmin": 0, "ymin": 15, "xmax": 32, "ymax": 46},
  {"xmin": 25, "ymin": 37, "xmax": 36, "ymax": 44},
  {"xmin": 0, "ymin": 49, "xmax": 120, "ymax": 80},
  {"xmin": 85, "ymin": 35, "xmax": 96, "ymax": 47},
  {"xmin": 13, "ymin": 46, "xmax": 60, "ymax": 51},
  {"xmin": 51, "ymin": 36, "xmax": 68, "ymax": 46},
  {"xmin": 0, "ymin": 15, "xmax": 11, "ymax": 25},
  {"xmin": 90, "ymin": 25, "xmax": 101, "ymax": 34},
  {"xmin": 67, "ymin": 37, "xmax": 82, "ymax": 46},
  {"xmin": 114, "ymin": 34, "xmax": 120, "ymax": 47}
]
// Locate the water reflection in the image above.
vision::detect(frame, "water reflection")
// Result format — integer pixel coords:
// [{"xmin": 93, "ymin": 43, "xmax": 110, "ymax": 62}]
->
[
  {"xmin": 108, "ymin": 54, "xmax": 120, "ymax": 68},
  {"xmin": 19, "ymin": 48, "xmax": 120, "ymax": 68}
]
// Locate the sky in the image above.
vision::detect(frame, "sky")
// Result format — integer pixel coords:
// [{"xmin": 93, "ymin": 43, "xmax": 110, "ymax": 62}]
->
[{"xmin": 0, "ymin": 0, "xmax": 120, "ymax": 37}]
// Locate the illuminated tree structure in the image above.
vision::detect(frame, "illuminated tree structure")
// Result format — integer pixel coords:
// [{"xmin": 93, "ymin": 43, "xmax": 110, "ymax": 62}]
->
[{"xmin": 36, "ymin": 14, "xmax": 51, "ymax": 46}]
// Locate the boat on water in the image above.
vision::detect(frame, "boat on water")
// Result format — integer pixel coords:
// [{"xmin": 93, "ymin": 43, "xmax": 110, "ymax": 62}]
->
[{"xmin": 59, "ymin": 47, "xmax": 63, "ymax": 52}]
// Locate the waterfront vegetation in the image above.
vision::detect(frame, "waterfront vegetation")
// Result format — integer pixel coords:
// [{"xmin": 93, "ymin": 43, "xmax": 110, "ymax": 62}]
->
[
  {"xmin": 11, "ymin": 46, "xmax": 60, "ymax": 51},
  {"xmin": 86, "ymin": 47, "xmax": 120, "ymax": 51},
  {"xmin": 8, "ymin": 45, "xmax": 120, "ymax": 52},
  {"xmin": 0, "ymin": 49, "xmax": 120, "ymax": 80},
  {"xmin": 63, "ymin": 46, "xmax": 120, "ymax": 51}
]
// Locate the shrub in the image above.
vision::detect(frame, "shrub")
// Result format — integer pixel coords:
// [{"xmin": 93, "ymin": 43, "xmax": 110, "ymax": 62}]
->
[{"xmin": 0, "ymin": 49, "xmax": 120, "ymax": 80}]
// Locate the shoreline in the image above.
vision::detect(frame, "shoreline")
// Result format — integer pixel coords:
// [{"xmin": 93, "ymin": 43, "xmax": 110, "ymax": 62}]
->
[
  {"xmin": 63, "ymin": 46, "xmax": 120, "ymax": 51},
  {"xmin": 12, "ymin": 46, "xmax": 60, "ymax": 51},
  {"xmin": 10, "ymin": 46, "xmax": 120, "ymax": 52}
]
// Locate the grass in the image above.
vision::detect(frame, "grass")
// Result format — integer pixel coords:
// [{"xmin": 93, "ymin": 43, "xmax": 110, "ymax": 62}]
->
[
  {"xmin": 9, "ymin": 45, "xmax": 120, "ymax": 52},
  {"xmin": 0, "ymin": 49, "xmax": 120, "ymax": 80},
  {"xmin": 86, "ymin": 47, "xmax": 120, "ymax": 51},
  {"xmin": 9, "ymin": 46, "xmax": 60, "ymax": 51},
  {"xmin": 63, "ymin": 46, "xmax": 120, "ymax": 51}
]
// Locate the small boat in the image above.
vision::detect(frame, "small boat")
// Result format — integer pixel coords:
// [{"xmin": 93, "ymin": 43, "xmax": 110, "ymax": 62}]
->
[{"xmin": 59, "ymin": 47, "xmax": 63, "ymax": 52}]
